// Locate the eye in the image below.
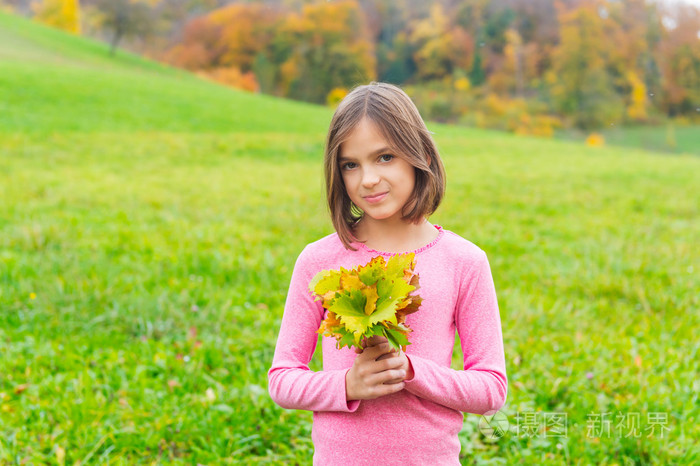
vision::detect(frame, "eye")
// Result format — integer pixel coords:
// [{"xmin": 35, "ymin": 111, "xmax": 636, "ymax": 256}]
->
[{"xmin": 341, "ymin": 154, "xmax": 393, "ymax": 171}]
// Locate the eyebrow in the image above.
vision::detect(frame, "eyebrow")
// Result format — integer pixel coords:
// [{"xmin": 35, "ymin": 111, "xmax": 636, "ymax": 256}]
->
[{"xmin": 339, "ymin": 146, "xmax": 392, "ymax": 162}]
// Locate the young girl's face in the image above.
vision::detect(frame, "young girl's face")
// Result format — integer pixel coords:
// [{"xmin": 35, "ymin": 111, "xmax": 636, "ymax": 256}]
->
[{"xmin": 338, "ymin": 118, "xmax": 415, "ymax": 223}]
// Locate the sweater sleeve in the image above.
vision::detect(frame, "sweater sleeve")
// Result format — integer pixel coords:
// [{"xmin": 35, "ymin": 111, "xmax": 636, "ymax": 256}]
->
[
  {"xmin": 267, "ymin": 245, "xmax": 360, "ymax": 413},
  {"xmin": 403, "ymin": 251, "xmax": 508, "ymax": 415}
]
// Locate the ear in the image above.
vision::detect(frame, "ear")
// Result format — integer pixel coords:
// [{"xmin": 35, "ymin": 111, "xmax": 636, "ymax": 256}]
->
[{"xmin": 427, "ymin": 155, "xmax": 432, "ymax": 168}]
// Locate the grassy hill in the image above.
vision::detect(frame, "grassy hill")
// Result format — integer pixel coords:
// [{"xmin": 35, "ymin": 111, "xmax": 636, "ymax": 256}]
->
[{"xmin": 1, "ymin": 11, "xmax": 699, "ymax": 464}]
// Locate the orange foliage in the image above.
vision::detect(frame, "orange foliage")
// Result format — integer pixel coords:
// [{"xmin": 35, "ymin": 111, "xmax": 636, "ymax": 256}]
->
[
  {"xmin": 208, "ymin": 4, "xmax": 280, "ymax": 72},
  {"xmin": 164, "ymin": 5, "xmax": 279, "ymax": 73},
  {"xmin": 585, "ymin": 133, "xmax": 605, "ymax": 147},
  {"xmin": 656, "ymin": 2, "xmax": 700, "ymax": 113},
  {"xmin": 199, "ymin": 66, "xmax": 259, "ymax": 93},
  {"xmin": 162, "ymin": 16, "xmax": 225, "ymax": 70}
]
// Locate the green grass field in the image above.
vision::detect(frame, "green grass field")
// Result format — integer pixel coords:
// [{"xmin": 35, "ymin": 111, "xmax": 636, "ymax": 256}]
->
[
  {"xmin": 1, "ymin": 11, "xmax": 699, "ymax": 465},
  {"xmin": 556, "ymin": 123, "xmax": 700, "ymax": 156}
]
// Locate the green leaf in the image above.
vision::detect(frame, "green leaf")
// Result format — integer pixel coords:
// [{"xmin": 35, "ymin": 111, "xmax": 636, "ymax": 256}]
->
[
  {"xmin": 311, "ymin": 253, "xmax": 422, "ymax": 351},
  {"xmin": 335, "ymin": 330, "xmax": 357, "ymax": 350},
  {"xmin": 330, "ymin": 288, "xmax": 398, "ymax": 336},
  {"xmin": 382, "ymin": 327, "xmax": 400, "ymax": 352},
  {"xmin": 356, "ymin": 255, "xmax": 386, "ymax": 286},
  {"xmin": 375, "ymin": 277, "xmax": 414, "ymax": 323},
  {"xmin": 384, "ymin": 253, "xmax": 415, "ymax": 279},
  {"xmin": 366, "ymin": 324, "xmax": 387, "ymax": 338},
  {"xmin": 309, "ymin": 267, "xmax": 347, "ymax": 297},
  {"xmin": 384, "ymin": 325, "xmax": 410, "ymax": 349}
]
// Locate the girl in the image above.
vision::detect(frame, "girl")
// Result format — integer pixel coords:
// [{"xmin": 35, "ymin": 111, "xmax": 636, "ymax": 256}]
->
[{"xmin": 268, "ymin": 82, "xmax": 507, "ymax": 465}]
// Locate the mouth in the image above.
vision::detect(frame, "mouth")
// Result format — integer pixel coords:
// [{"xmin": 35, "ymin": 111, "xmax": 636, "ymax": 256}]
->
[{"xmin": 363, "ymin": 192, "xmax": 388, "ymax": 203}]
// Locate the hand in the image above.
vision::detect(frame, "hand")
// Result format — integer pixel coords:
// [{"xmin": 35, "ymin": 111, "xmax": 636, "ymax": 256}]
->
[
  {"xmin": 357, "ymin": 336, "xmax": 413, "ymax": 383},
  {"xmin": 345, "ymin": 338, "xmax": 407, "ymax": 401}
]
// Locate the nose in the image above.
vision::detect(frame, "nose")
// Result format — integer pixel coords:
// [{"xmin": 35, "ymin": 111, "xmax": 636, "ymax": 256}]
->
[{"xmin": 361, "ymin": 166, "xmax": 380, "ymax": 188}]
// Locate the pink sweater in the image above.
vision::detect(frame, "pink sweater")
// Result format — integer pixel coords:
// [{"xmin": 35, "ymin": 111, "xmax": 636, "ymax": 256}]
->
[{"xmin": 267, "ymin": 224, "xmax": 508, "ymax": 465}]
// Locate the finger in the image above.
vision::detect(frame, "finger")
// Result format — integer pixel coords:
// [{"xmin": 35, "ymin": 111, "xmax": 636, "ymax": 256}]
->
[
  {"xmin": 370, "ymin": 368, "xmax": 406, "ymax": 386},
  {"xmin": 383, "ymin": 377, "xmax": 404, "ymax": 385},
  {"xmin": 375, "ymin": 356, "xmax": 404, "ymax": 372},
  {"xmin": 375, "ymin": 350, "xmax": 399, "ymax": 361},
  {"xmin": 363, "ymin": 342, "xmax": 394, "ymax": 360},
  {"xmin": 383, "ymin": 369, "xmax": 406, "ymax": 385},
  {"xmin": 375, "ymin": 381, "xmax": 405, "ymax": 397},
  {"xmin": 366, "ymin": 336, "xmax": 388, "ymax": 347},
  {"xmin": 358, "ymin": 342, "xmax": 385, "ymax": 358}
]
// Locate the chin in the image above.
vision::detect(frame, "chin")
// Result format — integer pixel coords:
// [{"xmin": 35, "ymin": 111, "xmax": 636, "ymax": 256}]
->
[{"xmin": 367, "ymin": 210, "xmax": 401, "ymax": 221}]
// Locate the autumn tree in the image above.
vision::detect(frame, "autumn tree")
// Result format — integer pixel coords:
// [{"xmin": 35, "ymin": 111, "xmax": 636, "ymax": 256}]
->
[
  {"xmin": 602, "ymin": 0, "xmax": 655, "ymax": 121},
  {"xmin": 453, "ymin": 0, "xmax": 488, "ymax": 86},
  {"xmin": 85, "ymin": 0, "xmax": 157, "ymax": 55},
  {"xmin": 364, "ymin": 0, "xmax": 415, "ymax": 83},
  {"xmin": 163, "ymin": 3, "xmax": 281, "ymax": 92},
  {"xmin": 162, "ymin": 15, "xmax": 225, "ymax": 70},
  {"xmin": 407, "ymin": 3, "xmax": 473, "ymax": 81},
  {"xmin": 32, "ymin": 0, "xmax": 80, "ymax": 34},
  {"xmin": 274, "ymin": 0, "xmax": 376, "ymax": 103},
  {"xmin": 165, "ymin": 4, "xmax": 279, "ymax": 70},
  {"xmin": 655, "ymin": 2, "xmax": 700, "ymax": 116},
  {"xmin": 548, "ymin": 1, "xmax": 624, "ymax": 129}
]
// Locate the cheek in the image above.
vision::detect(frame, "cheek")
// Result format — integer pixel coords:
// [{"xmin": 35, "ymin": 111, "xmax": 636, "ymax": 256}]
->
[
  {"xmin": 397, "ymin": 168, "xmax": 416, "ymax": 191},
  {"xmin": 341, "ymin": 173, "xmax": 358, "ymax": 194}
]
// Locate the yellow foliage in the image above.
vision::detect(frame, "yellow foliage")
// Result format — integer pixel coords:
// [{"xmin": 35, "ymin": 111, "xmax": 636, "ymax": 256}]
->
[
  {"xmin": 410, "ymin": 3, "xmax": 448, "ymax": 43},
  {"xmin": 454, "ymin": 77, "xmax": 470, "ymax": 91},
  {"xmin": 279, "ymin": 58, "xmax": 299, "ymax": 96},
  {"xmin": 530, "ymin": 116, "xmax": 560, "ymax": 138},
  {"xmin": 484, "ymin": 93, "xmax": 509, "ymax": 117},
  {"xmin": 625, "ymin": 70, "xmax": 648, "ymax": 121},
  {"xmin": 33, "ymin": 0, "xmax": 80, "ymax": 34},
  {"xmin": 544, "ymin": 70, "xmax": 557, "ymax": 85},
  {"xmin": 504, "ymin": 28, "xmax": 522, "ymax": 47},
  {"xmin": 473, "ymin": 93, "xmax": 560, "ymax": 138},
  {"xmin": 326, "ymin": 88, "xmax": 348, "ymax": 107},
  {"xmin": 410, "ymin": 3, "xmax": 452, "ymax": 80},
  {"xmin": 586, "ymin": 133, "xmax": 605, "ymax": 147}
]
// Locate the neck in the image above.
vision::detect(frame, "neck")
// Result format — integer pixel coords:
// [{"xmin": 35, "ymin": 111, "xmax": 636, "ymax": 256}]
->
[{"xmin": 353, "ymin": 215, "xmax": 430, "ymax": 247}]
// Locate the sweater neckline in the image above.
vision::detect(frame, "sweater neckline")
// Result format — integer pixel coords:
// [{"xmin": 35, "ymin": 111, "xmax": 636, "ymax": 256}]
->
[{"xmin": 354, "ymin": 224, "xmax": 444, "ymax": 256}]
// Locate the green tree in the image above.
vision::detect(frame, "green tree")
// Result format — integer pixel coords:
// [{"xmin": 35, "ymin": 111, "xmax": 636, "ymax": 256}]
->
[{"xmin": 88, "ymin": 0, "xmax": 156, "ymax": 55}]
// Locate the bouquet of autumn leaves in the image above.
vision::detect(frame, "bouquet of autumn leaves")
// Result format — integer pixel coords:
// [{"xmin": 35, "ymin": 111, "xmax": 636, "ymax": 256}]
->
[{"xmin": 308, "ymin": 253, "xmax": 422, "ymax": 352}]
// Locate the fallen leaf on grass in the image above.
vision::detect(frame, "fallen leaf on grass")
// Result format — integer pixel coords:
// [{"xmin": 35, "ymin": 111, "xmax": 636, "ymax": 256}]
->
[{"xmin": 14, "ymin": 384, "xmax": 29, "ymax": 395}]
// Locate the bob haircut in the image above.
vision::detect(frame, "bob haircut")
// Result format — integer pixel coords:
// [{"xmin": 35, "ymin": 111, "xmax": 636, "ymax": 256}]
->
[{"xmin": 324, "ymin": 81, "xmax": 446, "ymax": 251}]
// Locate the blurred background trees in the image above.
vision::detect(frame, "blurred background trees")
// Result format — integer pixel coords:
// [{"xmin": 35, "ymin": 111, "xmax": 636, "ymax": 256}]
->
[{"xmin": 5, "ymin": 0, "xmax": 699, "ymax": 135}]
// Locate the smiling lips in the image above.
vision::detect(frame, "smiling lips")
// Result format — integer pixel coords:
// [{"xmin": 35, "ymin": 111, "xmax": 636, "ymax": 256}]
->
[{"xmin": 363, "ymin": 192, "xmax": 388, "ymax": 203}]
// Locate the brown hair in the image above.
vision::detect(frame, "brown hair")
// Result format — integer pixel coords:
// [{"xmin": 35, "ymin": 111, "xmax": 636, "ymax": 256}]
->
[{"xmin": 324, "ymin": 81, "xmax": 446, "ymax": 251}]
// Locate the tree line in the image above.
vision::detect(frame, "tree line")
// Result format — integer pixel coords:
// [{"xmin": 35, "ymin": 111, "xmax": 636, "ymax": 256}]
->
[{"xmin": 8, "ymin": 0, "xmax": 700, "ymax": 133}]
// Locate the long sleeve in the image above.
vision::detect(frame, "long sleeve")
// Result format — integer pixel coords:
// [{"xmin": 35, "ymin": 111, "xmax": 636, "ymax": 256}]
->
[
  {"xmin": 267, "ymin": 245, "xmax": 360, "ymax": 413},
  {"xmin": 403, "ymin": 251, "xmax": 508, "ymax": 414}
]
